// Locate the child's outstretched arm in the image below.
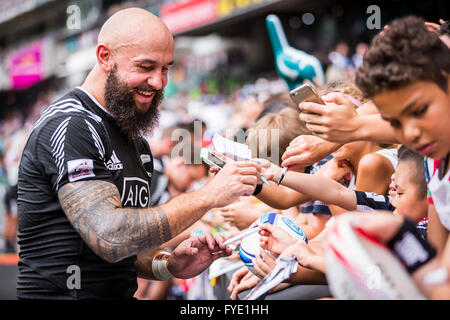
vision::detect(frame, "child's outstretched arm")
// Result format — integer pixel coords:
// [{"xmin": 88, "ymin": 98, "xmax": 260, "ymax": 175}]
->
[
  {"xmin": 264, "ymin": 164, "xmax": 357, "ymax": 211},
  {"xmin": 255, "ymin": 182, "xmax": 312, "ymax": 210}
]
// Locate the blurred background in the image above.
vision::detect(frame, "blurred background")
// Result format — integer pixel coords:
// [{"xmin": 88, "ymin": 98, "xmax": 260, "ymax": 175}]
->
[{"xmin": 0, "ymin": 0, "xmax": 448, "ymax": 299}]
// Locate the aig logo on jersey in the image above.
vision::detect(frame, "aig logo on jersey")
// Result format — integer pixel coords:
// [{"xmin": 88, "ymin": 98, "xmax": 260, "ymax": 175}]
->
[{"xmin": 121, "ymin": 177, "xmax": 150, "ymax": 207}]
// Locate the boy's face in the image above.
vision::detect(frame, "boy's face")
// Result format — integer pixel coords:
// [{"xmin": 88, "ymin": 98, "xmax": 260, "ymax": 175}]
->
[
  {"xmin": 393, "ymin": 161, "xmax": 427, "ymax": 221},
  {"xmin": 373, "ymin": 80, "xmax": 450, "ymax": 159},
  {"xmin": 388, "ymin": 172, "xmax": 398, "ymax": 207}
]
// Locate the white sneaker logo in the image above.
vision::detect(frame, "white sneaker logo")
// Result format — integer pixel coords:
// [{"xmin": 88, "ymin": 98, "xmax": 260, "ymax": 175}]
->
[{"xmin": 106, "ymin": 150, "xmax": 123, "ymax": 170}]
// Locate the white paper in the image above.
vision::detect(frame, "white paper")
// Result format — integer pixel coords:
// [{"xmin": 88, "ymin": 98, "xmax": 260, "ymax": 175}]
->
[
  {"xmin": 243, "ymin": 256, "xmax": 298, "ymax": 300},
  {"xmin": 208, "ymin": 258, "xmax": 244, "ymax": 280},
  {"xmin": 223, "ymin": 227, "xmax": 261, "ymax": 246},
  {"xmin": 212, "ymin": 133, "xmax": 252, "ymax": 161}
]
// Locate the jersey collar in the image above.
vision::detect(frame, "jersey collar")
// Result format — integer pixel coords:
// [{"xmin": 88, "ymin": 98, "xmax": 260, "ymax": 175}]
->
[{"xmin": 76, "ymin": 86, "xmax": 112, "ymax": 116}]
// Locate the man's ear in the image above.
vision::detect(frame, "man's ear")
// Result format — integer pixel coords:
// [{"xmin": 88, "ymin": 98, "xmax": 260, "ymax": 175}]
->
[{"xmin": 97, "ymin": 44, "xmax": 114, "ymax": 73}]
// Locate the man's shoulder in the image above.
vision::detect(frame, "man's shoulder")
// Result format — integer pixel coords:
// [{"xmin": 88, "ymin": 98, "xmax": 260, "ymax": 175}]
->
[{"xmin": 34, "ymin": 89, "xmax": 103, "ymax": 130}]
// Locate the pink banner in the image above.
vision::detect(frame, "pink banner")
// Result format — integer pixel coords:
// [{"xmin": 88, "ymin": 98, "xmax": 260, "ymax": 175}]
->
[
  {"xmin": 9, "ymin": 40, "xmax": 44, "ymax": 90},
  {"xmin": 160, "ymin": 0, "xmax": 218, "ymax": 34}
]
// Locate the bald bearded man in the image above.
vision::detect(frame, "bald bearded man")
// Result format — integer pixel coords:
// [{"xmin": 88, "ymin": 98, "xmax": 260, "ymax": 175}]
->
[{"xmin": 16, "ymin": 8, "xmax": 264, "ymax": 299}]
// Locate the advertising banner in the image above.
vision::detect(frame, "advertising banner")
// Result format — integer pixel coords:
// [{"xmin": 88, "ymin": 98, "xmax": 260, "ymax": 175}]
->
[
  {"xmin": 9, "ymin": 40, "xmax": 44, "ymax": 90},
  {"xmin": 160, "ymin": 0, "xmax": 218, "ymax": 34},
  {"xmin": 160, "ymin": 0, "xmax": 279, "ymax": 34}
]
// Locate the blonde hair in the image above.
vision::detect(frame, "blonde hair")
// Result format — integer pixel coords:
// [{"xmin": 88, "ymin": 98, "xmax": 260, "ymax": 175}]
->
[
  {"xmin": 322, "ymin": 81, "xmax": 370, "ymax": 105},
  {"xmin": 246, "ymin": 108, "xmax": 310, "ymax": 165}
]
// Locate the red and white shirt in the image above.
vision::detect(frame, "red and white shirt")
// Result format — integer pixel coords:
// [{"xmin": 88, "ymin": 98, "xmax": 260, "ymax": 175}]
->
[{"xmin": 425, "ymin": 156, "xmax": 450, "ymax": 231}]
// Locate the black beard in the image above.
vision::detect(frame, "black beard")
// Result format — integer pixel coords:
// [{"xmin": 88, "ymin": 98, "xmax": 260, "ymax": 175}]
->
[{"xmin": 104, "ymin": 67, "xmax": 163, "ymax": 140}]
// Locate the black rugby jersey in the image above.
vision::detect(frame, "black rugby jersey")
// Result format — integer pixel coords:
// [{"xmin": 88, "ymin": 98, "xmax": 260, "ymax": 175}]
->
[
  {"xmin": 17, "ymin": 87, "xmax": 154, "ymax": 299},
  {"xmin": 354, "ymin": 191, "xmax": 395, "ymax": 211},
  {"xmin": 354, "ymin": 191, "xmax": 427, "ymax": 239}
]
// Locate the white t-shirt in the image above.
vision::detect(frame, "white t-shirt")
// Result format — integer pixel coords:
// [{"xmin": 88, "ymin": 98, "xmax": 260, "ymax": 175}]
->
[
  {"xmin": 426, "ymin": 156, "xmax": 450, "ymax": 231},
  {"xmin": 376, "ymin": 148, "xmax": 398, "ymax": 170}
]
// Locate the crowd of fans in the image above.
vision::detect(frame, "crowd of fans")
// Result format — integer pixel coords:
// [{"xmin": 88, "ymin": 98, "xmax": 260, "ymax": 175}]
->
[{"xmin": 1, "ymin": 15, "xmax": 449, "ymax": 300}]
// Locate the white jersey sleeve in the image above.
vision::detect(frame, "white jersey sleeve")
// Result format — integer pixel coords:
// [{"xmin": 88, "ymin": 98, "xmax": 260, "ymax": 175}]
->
[{"xmin": 425, "ymin": 156, "xmax": 450, "ymax": 231}]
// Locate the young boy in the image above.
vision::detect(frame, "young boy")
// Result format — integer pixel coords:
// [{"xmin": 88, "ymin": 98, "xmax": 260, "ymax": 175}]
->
[
  {"xmin": 345, "ymin": 17, "xmax": 450, "ymax": 299},
  {"xmin": 261, "ymin": 16, "xmax": 449, "ymax": 299},
  {"xmin": 253, "ymin": 146, "xmax": 429, "ymax": 293},
  {"xmin": 354, "ymin": 16, "xmax": 450, "ymax": 255},
  {"xmin": 262, "ymin": 146, "xmax": 428, "ymax": 236}
]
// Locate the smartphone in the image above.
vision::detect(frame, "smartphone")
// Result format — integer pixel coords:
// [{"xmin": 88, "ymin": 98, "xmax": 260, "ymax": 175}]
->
[
  {"xmin": 200, "ymin": 148, "xmax": 226, "ymax": 169},
  {"xmin": 289, "ymin": 83, "xmax": 325, "ymax": 106}
]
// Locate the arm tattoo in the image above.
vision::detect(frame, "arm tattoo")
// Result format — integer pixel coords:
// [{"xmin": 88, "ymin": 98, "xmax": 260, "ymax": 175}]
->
[{"xmin": 58, "ymin": 180, "xmax": 172, "ymax": 263}]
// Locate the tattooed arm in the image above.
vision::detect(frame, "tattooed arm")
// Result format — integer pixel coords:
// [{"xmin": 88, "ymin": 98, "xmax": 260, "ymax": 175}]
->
[
  {"xmin": 58, "ymin": 161, "xmax": 264, "ymax": 263},
  {"xmin": 58, "ymin": 180, "xmax": 209, "ymax": 263}
]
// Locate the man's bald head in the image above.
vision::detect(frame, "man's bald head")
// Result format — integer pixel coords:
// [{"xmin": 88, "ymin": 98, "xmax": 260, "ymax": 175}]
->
[
  {"xmin": 98, "ymin": 8, "xmax": 174, "ymax": 56},
  {"xmin": 84, "ymin": 8, "xmax": 175, "ymax": 140}
]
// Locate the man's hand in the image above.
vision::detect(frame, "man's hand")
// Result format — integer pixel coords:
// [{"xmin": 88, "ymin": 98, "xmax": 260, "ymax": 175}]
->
[
  {"xmin": 281, "ymin": 135, "xmax": 340, "ymax": 168},
  {"xmin": 205, "ymin": 160, "xmax": 268, "ymax": 209},
  {"xmin": 167, "ymin": 233, "xmax": 232, "ymax": 279},
  {"xmin": 298, "ymin": 93, "xmax": 361, "ymax": 143}
]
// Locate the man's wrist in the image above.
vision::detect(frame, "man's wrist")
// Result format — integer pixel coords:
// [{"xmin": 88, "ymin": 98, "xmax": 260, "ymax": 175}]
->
[
  {"xmin": 197, "ymin": 187, "xmax": 216, "ymax": 211},
  {"xmin": 152, "ymin": 249, "xmax": 174, "ymax": 280}
]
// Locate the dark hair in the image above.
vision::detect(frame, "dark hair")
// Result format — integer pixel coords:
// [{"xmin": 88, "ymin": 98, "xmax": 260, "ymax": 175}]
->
[
  {"xmin": 397, "ymin": 145, "xmax": 427, "ymax": 199},
  {"xmin": 355, "ymin": 16, "xmax": 450, "ymax": 98}
]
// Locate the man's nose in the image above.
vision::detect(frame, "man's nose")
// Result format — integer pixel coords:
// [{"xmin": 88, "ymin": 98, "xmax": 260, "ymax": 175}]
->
[{"xmin": 146, "ymin": 72, "xmax": 166, "ymax": 91}]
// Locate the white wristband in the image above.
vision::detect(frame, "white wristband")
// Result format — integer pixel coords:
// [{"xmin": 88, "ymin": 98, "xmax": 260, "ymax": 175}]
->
[{"xmin": 151, "ymin": 251, "xmax": 174, "ymax": 281}]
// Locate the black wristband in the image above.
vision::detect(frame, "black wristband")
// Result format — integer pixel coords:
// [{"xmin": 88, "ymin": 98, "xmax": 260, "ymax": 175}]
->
[
  {"xmin": 252, "ymin": 184, "xmax": 263, "ymax": 196},
  {"xmin": 387, "ymin": 218, "xmax": 436, "ymax": 274},
  {"xmin": 277, "ymin": 167, "xmax": 288, "ymax": 185}
]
